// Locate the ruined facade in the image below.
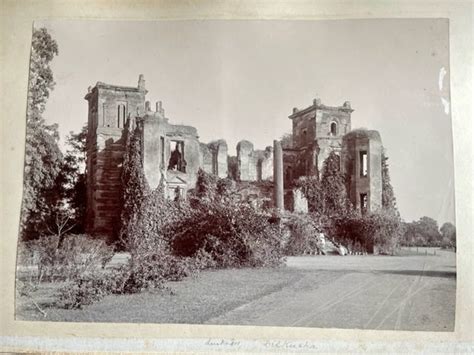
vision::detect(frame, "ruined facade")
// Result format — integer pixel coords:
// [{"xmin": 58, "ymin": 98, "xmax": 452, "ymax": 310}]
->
[{"xmin": 85, "ymin": 75, "xmax": 383, "ymax": 238}]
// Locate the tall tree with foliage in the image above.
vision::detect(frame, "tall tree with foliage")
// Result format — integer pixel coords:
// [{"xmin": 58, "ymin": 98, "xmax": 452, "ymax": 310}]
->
[
  {"xmin": 21, "ymin": 27, "xmax": 63, "ymax": 240},
  {"xmin": 440, "ymin": 222, "xmax": 456, "ymax": 248},
  {"xmin": 320, "ymin": 151, "xmax": 350, "ymax": 216},
  {"xmin": 402, "ymin": 216, "xmax": 442, "ymax": 247},
  {"xmin": 57, "ymin": 124, "xmax": 88, "ymax": 233},
  {"xmin": 119, "ymin": 123, "xmax": 150, "ymax": 248}
]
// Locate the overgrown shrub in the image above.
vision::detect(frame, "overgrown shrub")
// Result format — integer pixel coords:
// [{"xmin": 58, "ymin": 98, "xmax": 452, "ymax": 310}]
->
[
  {"xmin": 19, "ymin": 234, "xmax": 113, "ymax": 283},
  {"xmin": 328, "ymin": 210, "xmax": 403, "ymax": 254},
  {"xmin": 57, "ymin": 138, "xmax": 286, "ymax": 309},
  {"xmin": 294, "ymin": 176, "xmax": 323, "ymax": 213},
  {"xmin": 58, "ymin": 271, "xmax": 113, "ymax": 309},
  {"xmin": 170, "ymin": 169, "xmax": 284, "ymax": 268},
  {"xmin": 283, "ymin": 213, "xmax": 325, "ymax": 255},
  {"xmin": 294, "ymin": 152, "xmax": 352, "ymax": 217},
  {"xmin": 170, "ymin": 201, "xmax": 284, "ymax": 267},
  {"xmin": 57, "ymin": 249, "xmax": 200, "ymax": 309}
]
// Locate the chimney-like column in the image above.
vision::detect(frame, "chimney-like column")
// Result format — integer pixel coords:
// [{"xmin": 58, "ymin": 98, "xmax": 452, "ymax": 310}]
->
[
  {"xmin": 273, "ymin": 140, "xmax": 284, "ymax": 211},
  {"xmin": 138, "ymin": 74, "xmax": 146, "ymax": 91}
]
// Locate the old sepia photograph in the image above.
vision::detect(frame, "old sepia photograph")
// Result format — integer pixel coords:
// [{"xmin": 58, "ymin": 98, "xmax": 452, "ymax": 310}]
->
[{"xmin": 15, "ymin": 19, "xmax": 456, "ymax": 331}]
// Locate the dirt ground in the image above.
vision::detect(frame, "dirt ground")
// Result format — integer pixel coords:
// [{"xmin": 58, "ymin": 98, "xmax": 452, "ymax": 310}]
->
[
  {"xmin": 207, "ymin": 248, "xmax": 456, "ymax": 331},
  {"xmin": 16, "ymin": 248, "xmax": 456, "ymax": 331}
]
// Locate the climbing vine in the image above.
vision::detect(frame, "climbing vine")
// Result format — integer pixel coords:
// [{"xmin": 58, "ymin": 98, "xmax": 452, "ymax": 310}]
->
[{"xmin": 119, "ymin": 121, "xmax": 150, "ymax": 249}]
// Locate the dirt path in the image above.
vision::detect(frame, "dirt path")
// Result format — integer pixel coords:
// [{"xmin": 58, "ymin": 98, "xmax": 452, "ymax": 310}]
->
[{"xmin": 206, "ymin": 249, "xmax": 456, "ymax": 331}]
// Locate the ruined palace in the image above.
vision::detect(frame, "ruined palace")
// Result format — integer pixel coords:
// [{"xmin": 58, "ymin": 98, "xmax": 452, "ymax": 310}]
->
[{"xmin": 85, "ymin": 75, "xmax": 383, "ymax": 238}]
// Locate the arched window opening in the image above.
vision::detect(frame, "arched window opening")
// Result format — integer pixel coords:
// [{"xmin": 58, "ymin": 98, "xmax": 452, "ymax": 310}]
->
[{"xmin": 330, "ymin": 121, "xmax": 337, "ymax": 136}]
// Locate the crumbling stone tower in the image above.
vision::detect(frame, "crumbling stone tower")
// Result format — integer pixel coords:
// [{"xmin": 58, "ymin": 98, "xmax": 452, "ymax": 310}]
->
[
  {"xmin": 85, "ymin": 75, "xmax": 147, "ymax": 237},
  {"xmin": 288, "ymin": 98, "xmax": 353, "ymax": 179},
  {"xmin": 341, "ymin": 129, "xmax": 383, "ymax": 214}
]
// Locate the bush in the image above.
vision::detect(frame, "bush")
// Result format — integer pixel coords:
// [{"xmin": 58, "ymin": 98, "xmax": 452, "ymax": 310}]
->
[
  {"xmin": 170, "ymin": 170, "xmax": 285, "ymax": 268},
  {"xmin": 58, "ymin": 271, "xmax": 113, "ymax": 309},
  {"xmin": 19, "ymin": 234, "xmax": 113, "ymax": 283},
  {"xmin": 57, "ymin": 249, "xmax": 202, "ymax": 309},
  {"xmin": 328, "ymin": 210, "xmax": 403, "ymax": 254},
  {"xmin": 193, "ymin": 248, "xmax": 218, "ymax": 270},
  {"xmin": 170, "ymin": 202, "xmax": 284, "ymax": 267},
  {"xmin": 58, "ymin": 158, "xmax": 285, "ymax": 310},
  {"xmin": 283, "ymin": 213, "xmax": 325, "ymax": 255}
]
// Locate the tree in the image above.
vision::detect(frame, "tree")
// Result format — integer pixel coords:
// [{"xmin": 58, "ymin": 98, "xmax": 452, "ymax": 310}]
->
[
  {"xmin": 418, "ymin": 216, "xmax": 442, "ymax": 246},
  {"xmin": 320, "ymin": 151, "xmax": 350, "ymax": 216},
  {"xmin": 21, "ymin": 27, "xmax": 63, "ymax": 240},
  {"xmin": 58, "ymin": 124, "xmax": 88, "ymax": 233},
  {"xmin": 280, "ymin": 132, "xmax": 293, "ymax": 149},
  {"xmin": 381, "ymin": 149, "xmax": 399, "ymax": 216},
  {"xmin": 402, "ymin": 216, "xmax": 442, "ymax": 247},
  {"xmin": 119, "ymin": 123, "xmax": 150, "ymax": 248},
  {"xmin": 440, "ymin": 222, "xmax": 456, "ymax": 248}
]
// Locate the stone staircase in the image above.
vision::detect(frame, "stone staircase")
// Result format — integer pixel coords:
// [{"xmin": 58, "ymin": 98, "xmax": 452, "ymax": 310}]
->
[{"xmin": 321, "ymin": 236, "xmax": 342, "ymax": 255}]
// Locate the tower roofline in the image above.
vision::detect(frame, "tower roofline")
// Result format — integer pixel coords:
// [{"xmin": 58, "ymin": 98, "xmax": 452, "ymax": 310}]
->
[
  {"xmin": 288, "ymin": 99, "xmax": 354, "ymax": 119},
  {"xmin": 85, "ymin": 82, "xmax": 147, "ymax": 100},
  {"xmin": 85, "ymin": 75, "xmax": 148, "ymax": 100}
]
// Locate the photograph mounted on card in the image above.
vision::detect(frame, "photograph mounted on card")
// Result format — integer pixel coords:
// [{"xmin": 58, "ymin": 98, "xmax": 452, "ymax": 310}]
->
[{"xmin": 15, "ymin": 19, "xmax": 455, "ymax": 331}]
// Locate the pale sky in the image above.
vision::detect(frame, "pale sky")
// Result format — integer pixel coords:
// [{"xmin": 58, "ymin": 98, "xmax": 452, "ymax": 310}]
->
[{"xmin": 35, "ymin": 19, "xmax": 455, "ymax": 225}]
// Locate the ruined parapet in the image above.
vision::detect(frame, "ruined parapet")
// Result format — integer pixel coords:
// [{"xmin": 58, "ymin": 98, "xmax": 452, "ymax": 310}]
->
[
  {"xmin": 139, "ymin": 98, "xmax": 173, "ymax": 190},
  {"xmin": 255, "ymin": 146, "xmax": 274, "ymax": 181},
  {"xmin": 273, "ymin": 140, "xmax": 284, "ymax": 211},
  {"xmin": 342, "ymin": 129, "xmax": 383, "ymax": 214},
  {"xmin": 156, "ymin": 101, "xmax": 165, "ymax": 117},
  {"xmin": 199, "ymin": 143, "xmax": 213, "ymax": 174},
  {"xmin": 141, "ymin": 114, "xmax": 168, "ymax": 190},
  {"xmin": 208, "ymin": 139, "xmax": 228, "ymax": 178},
  {"xmin": 237, "ymin": 140, "xmax": 258, "ymax": 181}
]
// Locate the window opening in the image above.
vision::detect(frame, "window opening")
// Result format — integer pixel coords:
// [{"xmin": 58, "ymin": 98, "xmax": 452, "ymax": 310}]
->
[
  {"xmin": 360, "ymin": 151, "xmax": 368, "ymax": 177},
  {"xmin": 117, "ymin": 104, "xmax": 127, "ymax": 128},
  {"xmin": 160, "ymin": 136, "xmax": 165, "ymax": 169},
  {"xmin": 212, "ymin": 150, "xmax": 218, "ymax": 175},
  {"xmin": 102, "ymin": 104, "xmax": 107, "ymax": 127},
  {"xmin": 360, "ymin": 193, "xmax": 368, "ymax": 214},
  {"xmin": 330, "ymin": 122, "xmax": 337, "ymax": 136},
  {"xmin": 168, "ymin": 141, "xmax": 186, "ymax": 173}
]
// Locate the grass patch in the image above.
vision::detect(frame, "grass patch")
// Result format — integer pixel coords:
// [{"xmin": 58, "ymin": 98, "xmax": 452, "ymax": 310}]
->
[{"xmin": 16, "ymin": 266, "xmax": 300, "ymax": 323}]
